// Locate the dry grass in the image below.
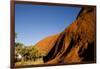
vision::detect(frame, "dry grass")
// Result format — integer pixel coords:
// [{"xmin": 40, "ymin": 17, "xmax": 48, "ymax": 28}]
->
[{"xmin": 15, "ymin": 58, "xmax": 44, "ymax": 66}]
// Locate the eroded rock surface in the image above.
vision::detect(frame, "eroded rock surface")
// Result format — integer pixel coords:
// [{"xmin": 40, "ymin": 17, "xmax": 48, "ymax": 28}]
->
[{"xmin": 35, "ymin": 6, "xmax": 96, "ymax": 64}]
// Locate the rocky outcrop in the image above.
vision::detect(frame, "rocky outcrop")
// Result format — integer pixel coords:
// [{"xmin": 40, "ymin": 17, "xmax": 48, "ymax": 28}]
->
[
  {"xmin": 35, "ymin": 6, "xmax": 96, "ymax": 64},
  {"xmin": 36, "ymin": 34, "xmax": 59, "ymax": 55}
]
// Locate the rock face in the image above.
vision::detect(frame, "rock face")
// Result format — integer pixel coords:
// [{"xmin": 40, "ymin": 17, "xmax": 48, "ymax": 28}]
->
[
  {"xmin": 36, "ymin": 34, "xmax": 59, "ymax": 55},
  {"xmin": 35, "ymin": 6, "xmax": 96, "ymax": 64}
]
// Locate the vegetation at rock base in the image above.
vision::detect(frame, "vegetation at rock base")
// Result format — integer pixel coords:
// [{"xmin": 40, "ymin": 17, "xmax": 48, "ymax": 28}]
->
[
  {"xmin": 15, "ymin": 45, "xmax": 46, "ymax": 66},
  {"xmin": 15, "ymin": 33, "xmax": 46, "ymax": 66}
]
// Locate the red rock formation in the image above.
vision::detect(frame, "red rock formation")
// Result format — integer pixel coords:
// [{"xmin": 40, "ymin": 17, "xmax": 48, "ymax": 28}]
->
[
  {"xmin": 35, "ymin": 6, "xmax": 96, "ymax": 64},
  {"xmin": 36, "ymin": 34, "xmax": 59, "ymax": 55}
]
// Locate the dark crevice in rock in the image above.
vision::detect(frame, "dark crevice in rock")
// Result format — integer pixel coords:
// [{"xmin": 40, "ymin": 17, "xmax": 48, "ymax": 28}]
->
[
  {"xmin": 43, "ymin": 32, "xmax": 65, "ymax": 62},
  {"xmin": 79, "ymin": 42, "xmax": 95, "ymax": 62}
]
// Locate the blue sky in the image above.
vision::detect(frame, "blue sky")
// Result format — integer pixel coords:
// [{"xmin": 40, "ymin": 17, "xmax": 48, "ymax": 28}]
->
[{"xmin": 15, "ymin": 4, "xmax": 81, "ymax": 46}]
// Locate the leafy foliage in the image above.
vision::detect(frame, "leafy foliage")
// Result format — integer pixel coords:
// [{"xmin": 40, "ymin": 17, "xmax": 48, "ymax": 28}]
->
[
  {"xmin": 14, "ymin": 32, "xmax": 45, "ymax": 64},
  {"xmin": 15, "ymin": 45, "xmax": 46, "ymax": 62}
]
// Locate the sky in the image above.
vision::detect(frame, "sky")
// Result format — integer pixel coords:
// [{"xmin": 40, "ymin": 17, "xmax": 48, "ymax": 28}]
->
[{"xmin": 15, "ymin": 3, "xmax": 81, "ymax": 46}]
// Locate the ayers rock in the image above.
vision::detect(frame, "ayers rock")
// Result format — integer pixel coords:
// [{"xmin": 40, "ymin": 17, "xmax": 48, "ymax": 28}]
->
[{"xmin": 35, "ymin": 6, "xmax": 96, "ymax": 64}]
